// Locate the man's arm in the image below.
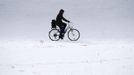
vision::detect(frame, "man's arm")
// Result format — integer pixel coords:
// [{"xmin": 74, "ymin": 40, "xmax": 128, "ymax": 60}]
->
[{"xmin": 62, "ymin": 16, "xmax": 70, "ymax": 22}]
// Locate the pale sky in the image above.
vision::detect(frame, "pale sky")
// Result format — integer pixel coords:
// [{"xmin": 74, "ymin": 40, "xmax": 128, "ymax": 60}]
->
[{"xmin": 0, "ymin": 0, "xmax": 134, "ymax": 39}]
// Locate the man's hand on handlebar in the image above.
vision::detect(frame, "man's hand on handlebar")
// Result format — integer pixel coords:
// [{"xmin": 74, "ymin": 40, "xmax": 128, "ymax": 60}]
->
[{"xmin": 67, "ymin": 20, "xmax": 70, "ymax": 23}]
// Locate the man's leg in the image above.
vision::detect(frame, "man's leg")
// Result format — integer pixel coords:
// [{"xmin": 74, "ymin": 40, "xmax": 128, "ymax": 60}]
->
[
  {"xmin": 58, "ymin": 23, "xmax": 66, "ymax": 39},
  {"xmin": 60, "ymin": 23, "xmax": 66, "ymax": 39},
  {"xmin": 61, "ymin": 23, "xmax": 67, "ymax": 33},
  {"xmin": 57, "ymin": 25, "xmax": 63, "ymax": 39}
]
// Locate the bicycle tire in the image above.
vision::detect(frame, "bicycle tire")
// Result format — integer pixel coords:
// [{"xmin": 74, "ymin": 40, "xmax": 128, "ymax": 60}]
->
[
  {"xmin": 49, "ymin": 29, "xmax": 60, "ymax": 41},
  {"xmin": 67, "ymin": 29, "xmax": 80, "ymax": 41}
]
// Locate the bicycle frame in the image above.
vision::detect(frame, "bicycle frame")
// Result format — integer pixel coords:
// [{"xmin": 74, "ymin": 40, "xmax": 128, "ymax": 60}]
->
[
  {"xmin": 49, "ymin": 22, "xmax": 80, "ymax": 41},
  {"xmin": 65, "ymin": 23, "xmax": 74, "ymax": 33}
]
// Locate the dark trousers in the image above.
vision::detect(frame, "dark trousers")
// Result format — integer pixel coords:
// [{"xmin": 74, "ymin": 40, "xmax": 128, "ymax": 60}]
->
[
  {"xmin": 58, "ymin": 22, "xmax": 67, "ymax": 33},
  {"xmin": 57, "ymin": 22, "xmax": 67, "ymax": 37}
]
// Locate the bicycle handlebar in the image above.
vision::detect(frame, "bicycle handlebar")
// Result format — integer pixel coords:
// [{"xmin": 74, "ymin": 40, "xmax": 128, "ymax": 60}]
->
[{"xmin": 67, "ymin": 22, "xmax": 74, "ymax": 29}]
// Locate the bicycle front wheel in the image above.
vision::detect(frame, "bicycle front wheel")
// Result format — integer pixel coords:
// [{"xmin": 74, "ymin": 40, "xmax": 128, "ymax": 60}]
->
[
  {"xmin": 49, "ymin": 29, "xmax": 60, "ymax": 41},
  {"xmin": 68, "ymin": 29, "xmax": 80, "ymax": 41}
]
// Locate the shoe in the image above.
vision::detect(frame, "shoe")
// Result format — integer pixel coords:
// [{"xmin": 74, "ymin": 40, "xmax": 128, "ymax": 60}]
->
[
  {"xmin": 60, "ymin": 37, "xmax": 63, "ymax": 39},
  {"xmin": 59, "ymin": 36, "xmax": 63, "ymax": 39},
  {"xmin": 59, "ymin": 35, "xmax": 63, "ymax": 39}
]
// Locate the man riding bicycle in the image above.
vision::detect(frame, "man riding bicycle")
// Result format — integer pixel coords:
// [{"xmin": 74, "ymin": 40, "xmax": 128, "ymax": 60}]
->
[
  {"xmin": 49, "ymin": 9, "xmax": 80, "ymax": 41},
  {"xmin": 56, "ymin": 9, "xmax": 70, "ymax": 39}
]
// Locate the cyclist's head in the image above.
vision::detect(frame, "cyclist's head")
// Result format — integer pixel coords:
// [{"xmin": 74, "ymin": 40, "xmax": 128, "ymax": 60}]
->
[{"xmin": 59, "ymin": 9, "xmax": 64, "ymax": 14}]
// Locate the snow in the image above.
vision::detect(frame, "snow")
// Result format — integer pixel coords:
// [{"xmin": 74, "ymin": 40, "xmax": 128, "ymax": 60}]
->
[
  {"xmin": 0, "ymin": 0, "xmax": 134, "ymax": 75},
  {"xmin": 0, "ymin": 39, "xmax": 134, "ymax": 75}
]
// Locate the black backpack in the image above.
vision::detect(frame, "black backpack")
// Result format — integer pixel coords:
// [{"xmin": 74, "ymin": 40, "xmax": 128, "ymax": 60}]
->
[{"xmin": 51, "ymin": 19, "xmax": 56, "ymax": 29}]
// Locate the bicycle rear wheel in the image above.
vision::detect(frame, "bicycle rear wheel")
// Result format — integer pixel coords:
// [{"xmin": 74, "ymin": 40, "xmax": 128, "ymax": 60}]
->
[
  {"xmin": 68, "ymin": 29, "xmax": 80, "ymax": 41},
  {"xmin": 49, "ymin": 29, "xmax": 60, "ymax": 41}
]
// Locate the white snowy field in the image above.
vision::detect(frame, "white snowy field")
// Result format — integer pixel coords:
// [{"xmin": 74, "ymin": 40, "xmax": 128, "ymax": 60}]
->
[
  {"xmin": 0, "ymin": 0, "xmax": 134, "ymax": 75},
  {"xmin": 0, "ymin": 39, "xmax": 134, "ymax": 75}
]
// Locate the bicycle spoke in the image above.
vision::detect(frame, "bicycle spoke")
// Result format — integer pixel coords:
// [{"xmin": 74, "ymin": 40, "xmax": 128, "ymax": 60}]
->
[
  {"xmin": 49, "ymin": 29, "xmax": 60, "ymax": 41},
  {"xmin": 68, "ymin": 29, "xmax": 80, "ymax": 41}
]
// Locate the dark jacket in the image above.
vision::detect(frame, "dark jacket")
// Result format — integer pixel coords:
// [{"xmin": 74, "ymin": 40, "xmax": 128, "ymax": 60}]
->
[{"xmin": 56, "ymin": 13, "xmax": 69, "ymax": 25}]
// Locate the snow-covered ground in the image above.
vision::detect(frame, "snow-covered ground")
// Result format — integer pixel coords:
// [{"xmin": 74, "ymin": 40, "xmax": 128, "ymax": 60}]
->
[
  {"xmin": 0, "ymin": 39, "xmax": 134, "ymax": 75},
  {"xmin": 0, "ymin": 0, "xmax": 134, "ymax": 75}
]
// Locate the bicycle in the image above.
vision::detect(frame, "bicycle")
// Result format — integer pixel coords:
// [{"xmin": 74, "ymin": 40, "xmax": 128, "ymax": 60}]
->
[{"xmin": 48, "ymin": 22, "xmax": 80, "ymax": 41}]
